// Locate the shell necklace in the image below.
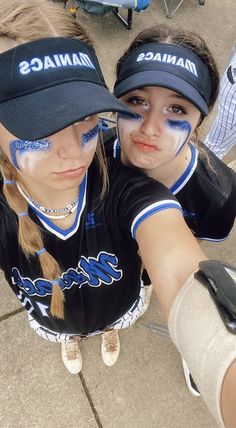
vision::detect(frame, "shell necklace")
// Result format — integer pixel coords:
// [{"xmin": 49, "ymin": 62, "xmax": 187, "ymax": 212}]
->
[{"xmin": 16, "ymin": 182, "xmax": 79, "ymax": 220}]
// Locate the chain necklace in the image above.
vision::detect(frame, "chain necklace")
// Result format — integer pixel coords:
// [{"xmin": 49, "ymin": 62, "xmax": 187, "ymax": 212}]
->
[{"xmin": 16, "ymin": 182, "xmax": 79, "ymax": 220}]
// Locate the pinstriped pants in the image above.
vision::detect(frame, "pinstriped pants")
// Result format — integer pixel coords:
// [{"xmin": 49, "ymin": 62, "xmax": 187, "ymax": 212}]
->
[{"xmin": 204, "ymin": 48, "xmax": 236, "ymax": 158}]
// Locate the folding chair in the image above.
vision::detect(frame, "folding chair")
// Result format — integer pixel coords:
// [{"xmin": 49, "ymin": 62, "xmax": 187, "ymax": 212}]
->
[
  {"xmin": 163, "ymin": 0, "xmax": 205, "ymax": 18},
  {"xmin": 63, "ymin": 0, "xmax": 150, "ymax": 30}
]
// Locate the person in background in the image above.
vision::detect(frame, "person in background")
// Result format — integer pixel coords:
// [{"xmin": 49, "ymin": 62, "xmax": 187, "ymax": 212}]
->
[{"xmin": 204, "ymin": 45, "xmax": 236, "ymax": 159}]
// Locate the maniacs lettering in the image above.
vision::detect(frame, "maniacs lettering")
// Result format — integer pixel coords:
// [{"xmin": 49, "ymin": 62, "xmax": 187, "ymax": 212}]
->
[
  {"xmin": 19, "ymin": 52, "xmax": 95, "ymax": 75},
  {"xmin": 137, "ymin": 52, "xmax": 198, "ymax": 77},
  {"xmin": 11, "ymin": 252, "xmax": 122, "ymax": 297}
]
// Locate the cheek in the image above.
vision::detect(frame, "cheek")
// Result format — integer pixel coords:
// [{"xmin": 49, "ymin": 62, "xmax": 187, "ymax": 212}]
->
[
  {"xmin": 9, "ymin": 139, "xmax": 52, "ymax": 172},
  {"xmin": 165, "ymin": 120, "xmax": 192, "ymax": 155},
  {"xmin": 81, "ymin": 125, "xmax": 99, "ymax": 152},
  {"xmin": 117, "ymin": 114, "xmax": 142, "ymax": 143},
  {"xmin": 18, "ymin": 151, "xmax": 51, "ymax": 172}
]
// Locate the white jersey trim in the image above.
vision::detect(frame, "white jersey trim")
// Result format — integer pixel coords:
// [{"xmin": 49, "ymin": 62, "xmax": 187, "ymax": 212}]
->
[
  {"xmin": 131, "ymin": 200, "xmax": 182, "ymax": 239},
  {"xmin": 170, "ymin": 144, "xmax": 198, "ymax": 194},
  {"xmin": 196, "ymin": 235, "xmax": 229, "ymax": 242},
  {"xmin": 113, "ymin": 139, "xmax": 121, "ymax": 158},
  {"xmin": 36, "ymin": 173, "xmax": 87, "ymax": 240}
]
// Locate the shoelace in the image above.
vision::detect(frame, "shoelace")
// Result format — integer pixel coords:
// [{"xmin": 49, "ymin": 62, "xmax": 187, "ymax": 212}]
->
[
  {"xmin": 64, "ymin": 340, "xmax": 80, "ymax": 360},
  {"xmin": 103, "ymin": 331, "xmax": 118, "ymax": 352}
]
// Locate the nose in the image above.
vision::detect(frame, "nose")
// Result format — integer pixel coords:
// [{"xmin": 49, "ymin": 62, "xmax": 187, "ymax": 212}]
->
[
  {"xmin": 55, "ymin": 125, "xmax": 82, "ymax": 159},
  {"xmin": 139, "ymin": 109, "xmax": 162, "ymax": 139}
]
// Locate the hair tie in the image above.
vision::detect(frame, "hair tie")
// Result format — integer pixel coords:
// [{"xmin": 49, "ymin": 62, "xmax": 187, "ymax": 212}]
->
[
  {"xmin": 36, "ymin": 248, "xmax": 46, "ymax": 256},
  {"xmin": 3, "ymin": 179, "xmax": 15, "ymax": 185},
  {"xmin": 18, "ymin": 212, "xmax": 28, "ymax": 217},
  {"xmin": 51, "ymin": 279, "xmax": 58, "ymax": 286}
]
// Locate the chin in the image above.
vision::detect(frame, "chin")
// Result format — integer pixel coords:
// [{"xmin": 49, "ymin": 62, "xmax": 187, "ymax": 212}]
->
[
  {"xmin": 129, "ymin": 156, "xmax": 160, "ymax": 170},
  {"xmin": 51, "ymin": 176, "xmax": 85, "ymax": 191}
]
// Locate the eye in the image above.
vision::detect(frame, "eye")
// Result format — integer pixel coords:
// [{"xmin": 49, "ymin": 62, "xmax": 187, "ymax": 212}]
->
[
  {"xmin": 167, "ymin": 104, "xmax": 187, "ymax": 115},
  {"xmin": 125, "ymin": 96, "xmax": 148, "ymax": 107}
]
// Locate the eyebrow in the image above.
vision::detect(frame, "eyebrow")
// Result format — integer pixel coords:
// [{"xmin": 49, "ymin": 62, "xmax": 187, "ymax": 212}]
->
[
  {"xmin": 130, "ymin": 87, "xmax": 188, "ymax": 101},
  {"xmin": 171, "ymin": 93, "xmax": 187, "ymax": 100}
]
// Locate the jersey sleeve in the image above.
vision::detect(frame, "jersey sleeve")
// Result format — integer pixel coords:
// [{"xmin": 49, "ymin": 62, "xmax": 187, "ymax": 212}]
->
[
  {"xmin": 192, "ymin": 152, "xmax": 236, "ymax": 241},
  {"xmin": 106, "ymin": 159, "xmax": 182, "ymax": 240},
  {"xmin": 194, "ymin": 186, "xmax": 236, "ymax": 241}
]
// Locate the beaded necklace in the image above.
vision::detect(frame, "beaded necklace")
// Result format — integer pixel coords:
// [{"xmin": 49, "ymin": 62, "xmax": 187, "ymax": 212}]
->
[{"xmin": 16, "ymin": 182, "xmax": 79, "ymax": 220}]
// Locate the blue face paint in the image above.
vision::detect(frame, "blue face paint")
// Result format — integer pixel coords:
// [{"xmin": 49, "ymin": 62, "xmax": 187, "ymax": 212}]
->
[
  {"xmin": 117, "ymin": 112, "xmax": 142, "ymax": 122},
  {"xmin": 117, "ymin": 112, "xmax": 143, "ymax": 146},
  {"xmin": 81, "ymin": 124, "xmax": 99, "ymax": 146},
  {"xmin": 9, "ymin": 139, "xmax": 52, "ymax": 170},
  {"xmin": 165, "ymin": 119, "xmax": 191, "ymax": 156}
]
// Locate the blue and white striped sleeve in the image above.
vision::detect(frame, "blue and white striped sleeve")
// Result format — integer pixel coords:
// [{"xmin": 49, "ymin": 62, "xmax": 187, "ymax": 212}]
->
[
  {"xmin": 131, "ymin": 200, "xmax": 182, "ymax": 239},
  {"xmin": 107, "ymin": 159, "xmax": 183, "ymax": 240}
]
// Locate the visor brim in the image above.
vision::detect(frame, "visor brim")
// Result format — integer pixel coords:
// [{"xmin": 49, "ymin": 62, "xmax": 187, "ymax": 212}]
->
[
  {"xmin": 114, "ymin": 70, "xmax": 208, "ymax": 116},
  {"xmin": 0, "ymin": 81, "xmax": 134, "ymax": 140}
]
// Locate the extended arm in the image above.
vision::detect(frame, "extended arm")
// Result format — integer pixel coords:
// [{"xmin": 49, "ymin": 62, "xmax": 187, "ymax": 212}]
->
[
  {"xmin": 136, "ymin": 208, "xmax": 206, "ymax": 319},
  {"xmin": 136, "ymin": 209, "xmax": 236, "ymax": 428}
]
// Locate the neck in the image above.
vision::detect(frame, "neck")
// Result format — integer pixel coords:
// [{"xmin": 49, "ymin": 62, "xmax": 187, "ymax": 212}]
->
[
  {"xmin": 17, "ymin": 175, "xmax": 81, "ymax": 212},
  {"xmin": 144, "ymin": 144, "xmax": 191, "ymax": 188}
]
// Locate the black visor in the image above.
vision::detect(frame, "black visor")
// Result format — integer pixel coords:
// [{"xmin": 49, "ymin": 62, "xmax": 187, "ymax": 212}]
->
[
  {"xmin": 0, "ymin": 37, "xmax": 134, "ymax": 140},
  {"xmin": 114, "ymin": 42, "xmax": 212, "ymax": 116}
]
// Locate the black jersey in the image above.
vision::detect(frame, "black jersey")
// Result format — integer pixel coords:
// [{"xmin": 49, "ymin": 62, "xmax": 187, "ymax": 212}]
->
[
  {"xmin": 103, "ymin": 128, "xmax": 236, "ymax": 241},
  {"xmin": 0, "ymin": 158, "xmax": 181, "ymax": 335}
]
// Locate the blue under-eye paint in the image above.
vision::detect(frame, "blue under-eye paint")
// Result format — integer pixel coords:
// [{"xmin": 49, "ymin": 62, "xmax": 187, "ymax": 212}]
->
[
  {"xmin": 117, "ymin": 112, "xmax": 142, "ymax": 122},
  {"xmin": 117, "ymin": 112, "xmax": 143, "ymax": 144},
  {"xmin": 166, "ymin": 119, "xmax": 191, "ymax": 156},
  {"xmin": 81, "ymin": 124, "xmax": 99, "ymax": 146},
  {"xmin": 9, "ymin": 139, "xmax": 52, "ymax": 170}
]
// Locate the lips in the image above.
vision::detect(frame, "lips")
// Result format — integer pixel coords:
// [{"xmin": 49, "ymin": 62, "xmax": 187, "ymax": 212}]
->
[
  {"xmin": 56, "ymin": 166, "xmax": 85, "ymax": 178},
  {"xmin": 132, "ymin": 136, "xmax": 160, "ymax": 152}
]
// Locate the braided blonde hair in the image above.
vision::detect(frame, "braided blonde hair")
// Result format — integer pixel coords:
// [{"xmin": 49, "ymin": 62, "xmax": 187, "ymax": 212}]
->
[{"xmin": 0, "ymin": 0, "xmax": 108, "ymax": 319}]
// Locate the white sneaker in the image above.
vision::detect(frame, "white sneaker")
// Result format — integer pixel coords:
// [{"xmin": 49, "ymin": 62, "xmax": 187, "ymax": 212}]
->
[
  {"xmin": 141, "ymin": 284, "xmax": 153, "ymax": 315},
  {"xmin": 101, "ymin": 330, "xmax": 120, "ymax": 366},
  {"xmin": 61, "ymin": 338, "xmax": 82, "ymax": 374},
  {"xmin": 182, "ymin": 358, "xmax": 200, "ymax": 397}
]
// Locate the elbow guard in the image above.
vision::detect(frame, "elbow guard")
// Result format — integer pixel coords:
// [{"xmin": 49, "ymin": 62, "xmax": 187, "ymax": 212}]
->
[{"xmin": 168, "ymin": 260, "xmax": 236, "ymax": 427}]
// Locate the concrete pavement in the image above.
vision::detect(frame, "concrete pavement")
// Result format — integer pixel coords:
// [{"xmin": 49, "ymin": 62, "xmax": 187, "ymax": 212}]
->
[{"xmin": 0, "ymin": 0, "xmax": 235, "ymax": 426}]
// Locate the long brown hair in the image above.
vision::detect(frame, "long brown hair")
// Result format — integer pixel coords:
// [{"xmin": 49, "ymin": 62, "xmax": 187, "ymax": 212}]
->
[{"xmin": 0, "ymin": 0, "xmax": 108, "ymax": 319}]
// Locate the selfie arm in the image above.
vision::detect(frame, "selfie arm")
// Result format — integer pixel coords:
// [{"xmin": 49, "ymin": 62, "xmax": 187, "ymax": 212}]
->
[{"xmin": 136, "ymin": 210, "xmax": 236, "ymax": 428}]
